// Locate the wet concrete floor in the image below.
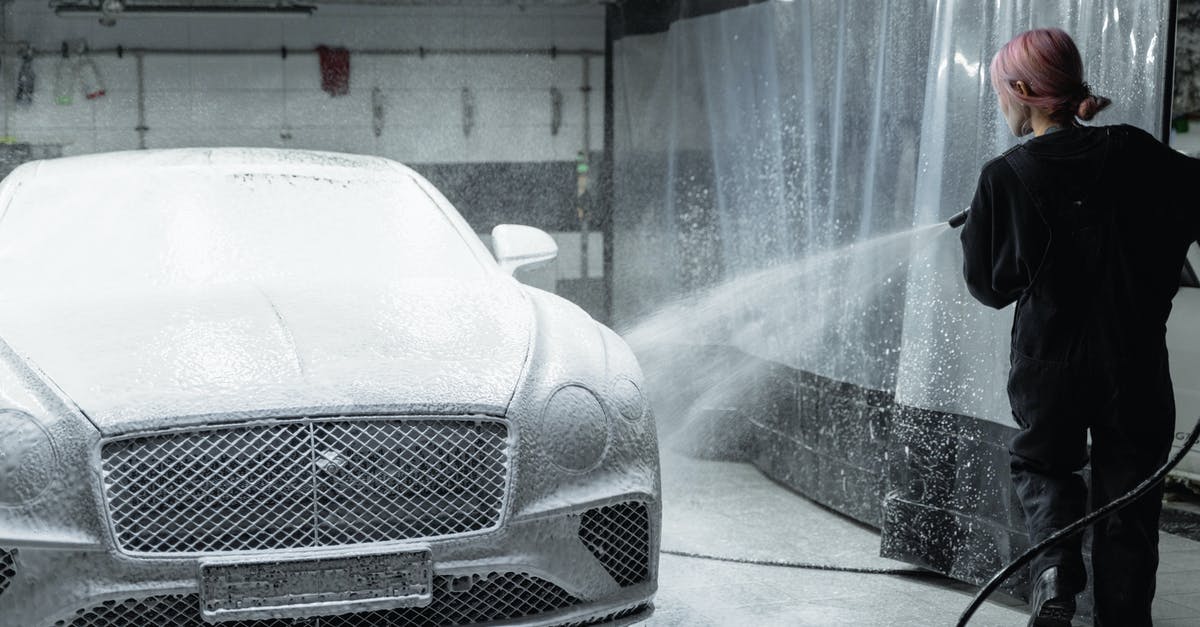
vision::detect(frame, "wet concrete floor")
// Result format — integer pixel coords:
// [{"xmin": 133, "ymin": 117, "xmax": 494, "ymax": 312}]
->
[{"xmin": 649, "ymin": 454, "xmax": 1200, "ymax": 626}]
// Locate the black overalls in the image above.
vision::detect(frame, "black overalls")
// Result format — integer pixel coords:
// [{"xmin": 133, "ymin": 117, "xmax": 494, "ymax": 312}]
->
[{"xmin": 961, "ymin": 124, "xmax": 1200, "ymax": 626}]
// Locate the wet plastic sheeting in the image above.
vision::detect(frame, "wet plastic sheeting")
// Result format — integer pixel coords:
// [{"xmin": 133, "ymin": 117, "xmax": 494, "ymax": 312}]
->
[
  {"xmin": 612, "ymin": 0, "xmax": 1171, "ymax": 421},
  {"xmin": 614, "ymin": 0, "xmax": 930, "ymax": 391},
  {"xmin": 897, "ymin": 1, "xmax": 1172, "ymax": 424}
]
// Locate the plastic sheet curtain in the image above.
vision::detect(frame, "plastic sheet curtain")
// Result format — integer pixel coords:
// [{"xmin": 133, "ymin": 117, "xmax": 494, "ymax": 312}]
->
[{"xmin": 612, "ymin": 0, "xmax": 1172, "ymax": 425}]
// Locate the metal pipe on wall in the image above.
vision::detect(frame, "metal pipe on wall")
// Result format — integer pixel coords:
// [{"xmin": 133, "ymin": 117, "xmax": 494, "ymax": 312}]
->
[
  {"xmin": 134, "ymin": 51, "xmax": 146, "ymax": 149},
  {"xmin": 14, "ymin": 45, "xmax": 603, "ymax": 58},
  {"xmin": 1, "ymin": 0, "xmax": 11, "ymax": 140},
  {"xmin": 580, "ymin": 54, "xmax": 591, "ymax": 280},
  {"xmin": 600, "ymin": 2, "xmax": 615, "ymax": 322}
]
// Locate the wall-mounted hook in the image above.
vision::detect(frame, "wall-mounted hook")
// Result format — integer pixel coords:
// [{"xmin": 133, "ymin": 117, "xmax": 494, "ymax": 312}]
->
[
  {"xmin": 372, "ymin": 87, "xmax": 385, "ymax": 138},
  {"xmin": 461, "ymin": 87, "xmax": 475, "ymax": 137},
  {"xmin": 550, "ymin": 87, "xmax": 563, "ymax": 136}
]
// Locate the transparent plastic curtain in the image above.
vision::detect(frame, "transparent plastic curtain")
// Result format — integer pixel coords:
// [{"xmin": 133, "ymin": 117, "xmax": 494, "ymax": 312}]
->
[
  {"xmin": 896, "ymin": 1, "xmax": 1171, "ymax": 423},
  {"xmin": 612, "ymin": 0, "xmax": 1171, "ymax": 420}
]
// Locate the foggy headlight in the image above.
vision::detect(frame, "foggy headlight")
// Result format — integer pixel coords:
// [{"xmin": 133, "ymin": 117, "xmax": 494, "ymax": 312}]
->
[
  {"xmin": 610, "ymin": 377, "xmax": 646, "ymax": 422},
  {"xmin": 0, "ymin": 410, "xmax": 56, "ymax": 505},
  {"xmin": 540, "ymin": 385, "xmax": 610, "ymax": 472}
]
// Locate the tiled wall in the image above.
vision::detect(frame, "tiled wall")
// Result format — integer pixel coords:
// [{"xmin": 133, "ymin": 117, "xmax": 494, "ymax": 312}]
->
[{"xmin": 0, "ymin": 1, "xmax": 605, "ymax": 163}]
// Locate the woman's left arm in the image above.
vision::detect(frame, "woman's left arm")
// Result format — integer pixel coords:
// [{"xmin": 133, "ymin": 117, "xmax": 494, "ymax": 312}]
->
[{"xmin": 961, "ymin": 163, "xmax": 1030, "ymax": 309}]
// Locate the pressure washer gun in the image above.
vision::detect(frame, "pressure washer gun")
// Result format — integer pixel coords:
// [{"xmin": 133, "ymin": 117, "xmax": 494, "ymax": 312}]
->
[{"xmin": 948, "ymin": 208, "xmax": 970, "ymax": 229}]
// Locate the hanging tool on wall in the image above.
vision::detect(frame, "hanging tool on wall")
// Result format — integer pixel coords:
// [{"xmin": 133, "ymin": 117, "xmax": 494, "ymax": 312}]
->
[
  {"xmin": 461, "ymin": 87, "xmax": 475, "ymax": 137},
  {"xmin": 54, "ymin": 42, "xmax": 76, "ymax": 105},
  {"xmin": 551, "ymin": 87, "xmax": 563, "ymax": 136},
  {"xmin": 51, "ymin": 40, "xmax": 107, "ymax": 106},
  {"xmin": 372, "ymin": 87, "xmax": 385, "ymax": 138},
  {"xmin": 316, "ymin": 45, "xmax": 351, "ymax": 97},
  {"xmin": 15, "ymin": 44, "xmax": 36, "ymax": 106},
  {"xmin": 76, "ymin": 41, "xmax": 107, "ymax": 100},
  {"xmin": 577, "ymin": 150, "xmax": 592, "ymax": 279}
]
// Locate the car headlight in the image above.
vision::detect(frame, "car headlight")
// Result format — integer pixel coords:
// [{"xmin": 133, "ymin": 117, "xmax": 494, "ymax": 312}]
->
[
  {"xmin": 0, "ymin": 409, "xmax": 56, "ymax": 505},
  {"xmin": 540, "ymin": 385, "xmax": 610, "ymax": 472},
  {"xmin": 610, "ymin": 377, "xmax": 646, "ymax": 422}
]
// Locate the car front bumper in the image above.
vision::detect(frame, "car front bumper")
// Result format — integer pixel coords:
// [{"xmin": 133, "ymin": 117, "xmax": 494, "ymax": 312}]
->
[{"xmin": 0, "ymin": 495, "xmax": 660, "ymax": 627}]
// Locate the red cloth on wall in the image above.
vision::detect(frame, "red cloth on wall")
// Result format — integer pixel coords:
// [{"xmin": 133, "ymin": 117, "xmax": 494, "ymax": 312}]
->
[{"xmin": 316, "ymin": 46, "xmax": 351, "ymax": 97}]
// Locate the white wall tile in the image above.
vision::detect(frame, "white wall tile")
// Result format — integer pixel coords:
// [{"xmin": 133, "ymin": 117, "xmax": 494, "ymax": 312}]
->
[
  {"xmin": 11, "ymin": 127, "xmax": 91, "ymax": 155},
  {"xmin": 193, "ymin": 55, "xmax": 285, "ymax": 90},
  {"xmin": 379, "ymin": 124, "xmax": 467, "ymax": 165},
  {"xmin": 280, "ymin": 55, "xmax": 322, "ymax": 92},
  {"xmin": 145, "ymin": 127, "xmax": 283, "ymax": 150},
  {"xmin": 372, "ymin": 89, "xmax": 456, "ymax": 129},
  {"xmin": 285, "ymin": 91, "xmax": 371, "ymax": 129},
  {"xmin": 284, "ymin": 126, "xmax": 379, "ymax": 156},
  {"xmin": 142, "ymin": 55, "xmax": 193, "ymax": 91},
  {"xmin": 463, "ymin": 16, "xmax": 553, "ymax": 50},
  {"xmin": 85, "ymin": 18, "xmax": 191, "ymax": 49},
  {"xmin": 59, "ymin": 134, "xmax": 97, "ymax": 157},
  {"xmin": 142, "ymin": 91, "xmax": 194, "ymax": 129},
  {"xmin": 475, "ymin": 88, "xmax": 552, "ymax": 128},
  {"xmin": 551, "ymin": 125, "xmax": 588, "ymax": 162},
  {"xmin": 90, "ymin": 90, "xmax": 139, "ymax": 129},
  {"xmin": 93, "ymin": 129, "xmax": 140, "ymax": 153},
  {"xmin": 284, "ymin": 16, "xmax": 466, "ymax": 50},
  {"xmin": 465, "ymin": 123, "xmax": 556, "ymax": 163},
  {"xmin": 186, "ymin": 18, "xmax": 285, "ymax": 49},
  {"xmin": 10, "ymin": 85, "xmax": 94, "ymax": 127},
  {"xmin": 190, "ymin": 90, "xmax": 282, "ymax": 128},
  {"xmin": 552, "ymin": 55, "xmax": 593, "ymax": 87},
  {"xmin": 5, "ymin": 3, "xmax": 605, "ymax": 165}
]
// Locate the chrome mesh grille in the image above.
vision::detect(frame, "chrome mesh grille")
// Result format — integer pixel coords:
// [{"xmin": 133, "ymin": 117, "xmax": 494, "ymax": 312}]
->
[
  {"xmin": 101, "ymin": 419, "xmax": 509, "ymax": 553},
  {"xmin": 579, "ymin": 502, "xmax": 652, "ymax": 588},
  {"xmin": 0, "ymin": 548, "xmax": 16, "ymax": 598},
  {"xmin": 52, "ymin": 573, "xmax": 580, "ymax": 627}
]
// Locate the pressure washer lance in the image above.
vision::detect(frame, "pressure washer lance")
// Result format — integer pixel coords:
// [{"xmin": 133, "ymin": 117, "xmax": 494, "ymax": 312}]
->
[
  {"xmin": 948, "ymin": 209, "xmax": 1200, "ymax": 626},
  {"xmin": 947, "ymin": 208, "xmax": 970, "ymax": 229}
]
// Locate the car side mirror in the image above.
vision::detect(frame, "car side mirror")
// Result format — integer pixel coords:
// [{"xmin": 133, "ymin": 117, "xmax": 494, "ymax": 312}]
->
[{"xmin": 491, "ymin": 224, "xmax": 558, "ymax": 275}]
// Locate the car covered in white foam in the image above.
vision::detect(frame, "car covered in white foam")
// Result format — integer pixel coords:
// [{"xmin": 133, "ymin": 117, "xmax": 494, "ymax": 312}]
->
[{"xmin": 0, "ymin": 148, "xmax": 660, "ymax": 627}]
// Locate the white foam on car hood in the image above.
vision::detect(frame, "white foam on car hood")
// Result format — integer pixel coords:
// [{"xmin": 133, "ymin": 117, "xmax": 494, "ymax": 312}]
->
[{"xmin": 0, "ymin": 278, "xmax": 531, "ymax": 435}]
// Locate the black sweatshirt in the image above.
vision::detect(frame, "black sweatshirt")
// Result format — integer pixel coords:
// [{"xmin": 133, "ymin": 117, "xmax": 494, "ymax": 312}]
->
[{"xmin": 961, "ymin": 124, "xmax": 1200, "ymax": 365}]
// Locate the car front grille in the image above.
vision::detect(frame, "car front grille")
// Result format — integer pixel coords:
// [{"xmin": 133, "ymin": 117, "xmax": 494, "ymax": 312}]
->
[
  {"xmin": 52, "ymin": 573, "xmax": 584, "ymax": 627},
  {"xmin": 578, "ymin": 502, "xmax": 652, "ymax": 588},
  {"xmin": 101, "ymin": 418, "xmax": 510, "ymax": 554},
  {"xmin": 0, "ymin": 547, "xmax": 16, "ymax": 599}
]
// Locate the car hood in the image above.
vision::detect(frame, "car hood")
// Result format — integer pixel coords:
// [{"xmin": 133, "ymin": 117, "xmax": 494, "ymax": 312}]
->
[{"xmin": 0, "ymin": 278, "xmax": 532, "ymax": 435}]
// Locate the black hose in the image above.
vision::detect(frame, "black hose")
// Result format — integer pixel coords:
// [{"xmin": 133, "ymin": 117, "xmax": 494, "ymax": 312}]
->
[
  {"xmin": 956, "ymin": 415, "xmax": 1200, "ymax": 626},
  {"xmin": 660, "ymin": 548, "xmax": 944, "ymax": 577}
]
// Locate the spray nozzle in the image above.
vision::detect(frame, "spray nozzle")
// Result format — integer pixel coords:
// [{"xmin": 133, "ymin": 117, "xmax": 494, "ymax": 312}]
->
[{"xmin": 948, "ymin": 208, "xmax": 969, "ymax": 229}]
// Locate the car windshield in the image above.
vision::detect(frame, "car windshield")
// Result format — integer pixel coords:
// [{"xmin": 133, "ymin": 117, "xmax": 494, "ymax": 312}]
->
[{"xmin": 0, "ymin": 166, "xmax": 490, "ymax": 293}]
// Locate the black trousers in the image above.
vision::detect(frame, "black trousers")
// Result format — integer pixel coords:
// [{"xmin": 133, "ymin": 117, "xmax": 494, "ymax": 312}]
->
[{"xmin": 1007, "ymin": 351, "xmax": 1175, "ymax": 627}]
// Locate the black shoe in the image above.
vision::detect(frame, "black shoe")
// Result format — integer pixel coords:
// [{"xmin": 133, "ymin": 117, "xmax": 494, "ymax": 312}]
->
[{"xmin": 1028, "ymin": 566, "xmax": 1077, "ymax": 627}]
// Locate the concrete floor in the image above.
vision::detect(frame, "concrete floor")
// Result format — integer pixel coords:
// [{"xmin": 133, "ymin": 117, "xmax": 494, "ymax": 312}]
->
[{"xmin": 648, "ymin": 454, "xmax": 1200, "ymax": 626}]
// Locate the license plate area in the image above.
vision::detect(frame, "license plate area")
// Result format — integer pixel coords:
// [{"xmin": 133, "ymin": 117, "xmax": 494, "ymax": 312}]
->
[{"xmin": 199, "ymin": 549, "xmax": 433, "ymax": 623}]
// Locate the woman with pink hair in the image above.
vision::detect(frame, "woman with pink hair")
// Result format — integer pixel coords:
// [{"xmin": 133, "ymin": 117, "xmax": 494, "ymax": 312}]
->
[{"xmin": 960, "ymin": 28, "xmax": 1200, "ymax": 627}]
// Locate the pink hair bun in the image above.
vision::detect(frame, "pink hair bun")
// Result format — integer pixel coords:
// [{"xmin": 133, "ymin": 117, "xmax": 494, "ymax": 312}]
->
[{"xmin": 1076, "ymin": 95, "xmax": 1112, "ymax": 121}]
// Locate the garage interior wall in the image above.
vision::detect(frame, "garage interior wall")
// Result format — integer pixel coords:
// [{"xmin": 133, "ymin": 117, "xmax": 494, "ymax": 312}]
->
[
  {"xmin": 611, "ymin": 0, "xmax": 1173, "ymax": 603},
  {"xmin": 0, "ymin": 0, "xmax": 608, "ymax": 317}
]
